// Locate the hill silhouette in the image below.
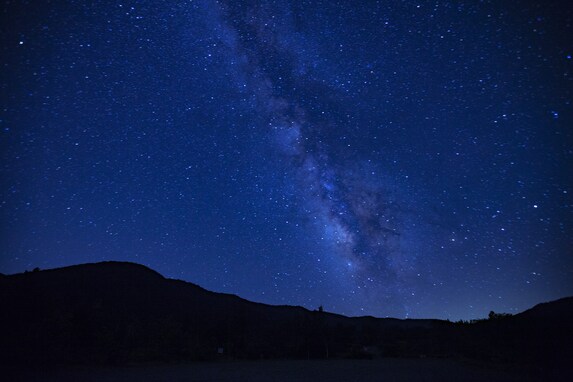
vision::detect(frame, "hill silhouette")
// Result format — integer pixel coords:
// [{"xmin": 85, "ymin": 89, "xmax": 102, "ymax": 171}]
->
[{"xmin": 1, "ymin": 262, "xmax": 571, "ymax": 370}]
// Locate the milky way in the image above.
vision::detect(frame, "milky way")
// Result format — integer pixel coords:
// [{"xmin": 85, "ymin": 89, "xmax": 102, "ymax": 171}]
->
[
  {"xmin": 1, "ymin": 0, "xmax": 572, "ymax": 319},
  {"xmin": 210, "ymin": 1, "xmax": 431, "ymax": 311}
]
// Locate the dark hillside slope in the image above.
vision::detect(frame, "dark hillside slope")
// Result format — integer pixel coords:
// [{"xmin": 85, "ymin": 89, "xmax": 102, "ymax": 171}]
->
[
  {"xmin": 0, "ymin": 262, "xmax": 317, "ymax": 364},
  {"xmin": 472, "ymin": 297, "xmax": 573, "ymax": 364},
  {"xmin": 0, "ymin": 262, "xmax": 571, "ymax": 368},
  {"xmin": 517, "ymin": 297, "xmax": 573, "ymax": 321}
]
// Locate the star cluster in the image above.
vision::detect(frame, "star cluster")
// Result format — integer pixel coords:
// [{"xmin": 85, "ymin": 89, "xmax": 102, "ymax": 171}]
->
[{"xmin": 1, "ymin": 1, "xmax": 572, "ymax": 319}]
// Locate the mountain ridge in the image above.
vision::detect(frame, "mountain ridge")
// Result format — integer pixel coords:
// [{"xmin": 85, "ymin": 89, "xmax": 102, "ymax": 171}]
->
[
  {"xmin": 10, "ymin": 260, "xmax": 563, "ymax": 321},
  {"xmin": 1, "ymin": 261, "xmax": 571, "ymax": 368}
]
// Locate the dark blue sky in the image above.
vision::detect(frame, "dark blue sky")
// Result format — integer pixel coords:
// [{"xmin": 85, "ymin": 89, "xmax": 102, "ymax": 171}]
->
[{"xmin": 1, "ymin": 0, "xmax": 572, "ymax": 320}]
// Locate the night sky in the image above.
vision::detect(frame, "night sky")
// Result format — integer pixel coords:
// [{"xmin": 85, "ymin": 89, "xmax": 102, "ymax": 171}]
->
[{"xmin": 1, "ymin": 0, "xmax": 572, "ymax": 320}]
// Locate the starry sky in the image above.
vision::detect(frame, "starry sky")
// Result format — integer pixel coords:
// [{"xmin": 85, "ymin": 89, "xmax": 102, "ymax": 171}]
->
[{"xmin": 1, "ymin": 0, "xmax": 572, "ymax": 320}]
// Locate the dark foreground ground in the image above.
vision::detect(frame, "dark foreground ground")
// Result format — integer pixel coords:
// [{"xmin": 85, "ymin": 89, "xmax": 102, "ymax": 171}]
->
[
  {"xmin": 8, "ymin": 359, "xmax": 570, "ymax": 382},
  {"xmin": 3, "ymin": 265, "xmax": 572, "ymax": 381}
]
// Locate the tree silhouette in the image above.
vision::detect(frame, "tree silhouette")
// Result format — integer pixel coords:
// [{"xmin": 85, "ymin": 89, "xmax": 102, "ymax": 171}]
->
[{"xmin": 488, "ymin": 311, "xmax": 512, "ymax": 320}]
